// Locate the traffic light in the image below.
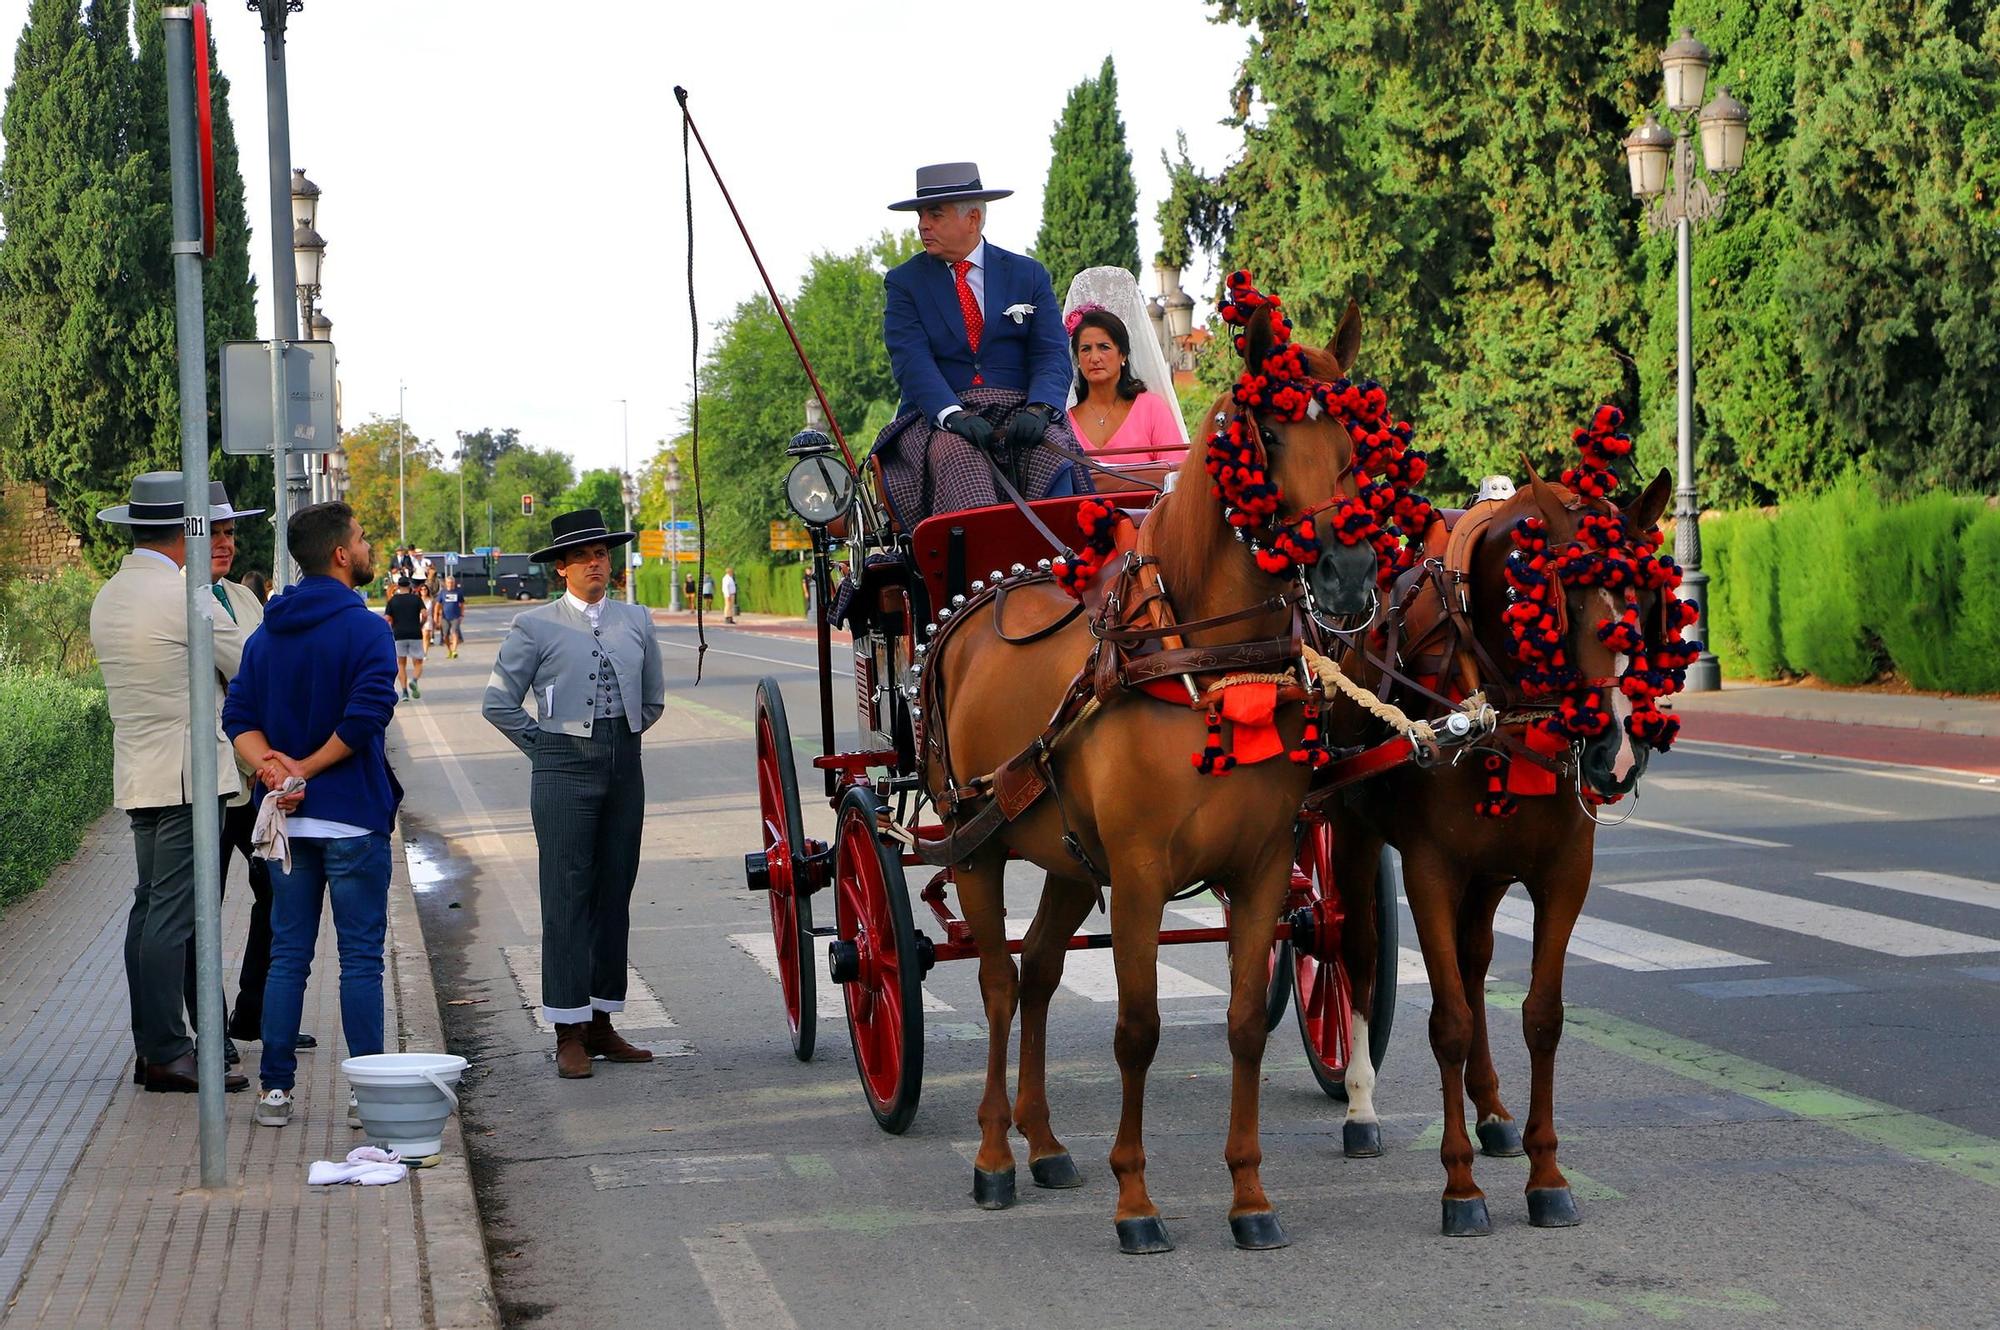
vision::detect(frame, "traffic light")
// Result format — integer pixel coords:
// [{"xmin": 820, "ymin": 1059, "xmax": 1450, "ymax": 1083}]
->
[{"xmin": 521, "ymin": 493, "xmax": 534, "ymax": 517}]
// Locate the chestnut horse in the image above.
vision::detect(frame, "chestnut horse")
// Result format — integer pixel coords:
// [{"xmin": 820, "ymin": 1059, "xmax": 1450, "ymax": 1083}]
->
[
  {"xmin": 922, "ymin": 299, "xmax": 1374, "ymax": 1254},
  {"xmin": 1320, "ymin": 462, "xmax": 1676, "ymax": 1235}
]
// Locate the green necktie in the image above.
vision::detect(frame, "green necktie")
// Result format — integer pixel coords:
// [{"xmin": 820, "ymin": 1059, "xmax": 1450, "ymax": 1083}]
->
[{"xmin": 212, "ymin": 582, "xmax": 237, "ymax": 624}]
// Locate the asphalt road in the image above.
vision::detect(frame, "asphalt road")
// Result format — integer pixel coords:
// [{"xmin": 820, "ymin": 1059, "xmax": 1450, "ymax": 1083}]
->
[{"xmin": 389, "ymin": 612, "xmax": 2000, "ymax": 1330}]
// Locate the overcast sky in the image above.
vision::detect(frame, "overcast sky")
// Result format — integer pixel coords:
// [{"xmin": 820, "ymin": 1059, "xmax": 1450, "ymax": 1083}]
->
[{"xmin": 2, "ymin": 0, "xmax": 1250, "ymax": 480}]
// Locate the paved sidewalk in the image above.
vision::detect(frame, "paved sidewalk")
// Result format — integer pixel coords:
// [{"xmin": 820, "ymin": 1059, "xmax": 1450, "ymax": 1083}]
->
[
  {"xmin": 0, "ymin": 813, "xmax": 495, "ymax": 1328},
  {"xmin": 1671, "ymin": 678, "xmax": 2000, "ymax": 737}
]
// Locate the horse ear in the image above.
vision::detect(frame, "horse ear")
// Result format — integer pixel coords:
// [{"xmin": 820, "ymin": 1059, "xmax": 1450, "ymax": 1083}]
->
[
  {"xmin": 1624, "ymin": 467, "xmax": 1673, "ymax": 532},
  {"xmin": 1519, "ymin": 451, "xmax": 1567, "ymax": 526},
  {"xmin": 1329, "ymin": 299, "xmax": 1362, "ymax": 375},
  {"xmin": 1241, "ymin": 304, "xmax": 1276, "ymax": 372}
]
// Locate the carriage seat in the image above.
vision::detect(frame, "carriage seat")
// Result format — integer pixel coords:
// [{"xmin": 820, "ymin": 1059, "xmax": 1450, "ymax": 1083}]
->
[{"xmin": 910, "ymin": 489, "xmax": 1158, "ymax": 613}]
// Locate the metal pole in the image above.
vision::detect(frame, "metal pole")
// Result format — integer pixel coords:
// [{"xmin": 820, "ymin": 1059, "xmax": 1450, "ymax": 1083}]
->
[
  {"xmin": 397, "ymin": 380, "xmax": 407, "ymax": 544},
  {"xmin": 1672, "ymin": 130, "xmax": 1719, "ymax": 691},
  {"xmin": 456, "ymin": 431, "xmax": 467, "ymax": 554},
  {"xmin": 257, "ymin": 0, "xmax": 300, "ymax": 587},
  {"xmin": 164, "ymin": 5, "xmax": 226, "ymax": 1189},
  {"xmin": 668, "ymin": 492, "xmax": 680, "ymax": 612}
]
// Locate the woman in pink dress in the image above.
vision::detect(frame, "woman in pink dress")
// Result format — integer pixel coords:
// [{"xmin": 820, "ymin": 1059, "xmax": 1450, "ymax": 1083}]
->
[{"xmin": 1064, "ymin": 306, "xmax": 1186, "ymax": 466}]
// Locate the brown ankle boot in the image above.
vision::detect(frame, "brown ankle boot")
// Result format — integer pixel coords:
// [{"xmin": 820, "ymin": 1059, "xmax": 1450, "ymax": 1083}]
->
[
  {"xmin": 582, "ymin": 1011, "xmax": 654, "ymax": 1063},
  {"xmin": 554, "ymin": 1022, "xmax": 593, "ymax": 1078}
]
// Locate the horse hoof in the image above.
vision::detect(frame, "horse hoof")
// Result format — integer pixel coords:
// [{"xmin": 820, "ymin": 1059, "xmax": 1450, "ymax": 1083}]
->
[
  {"xmin": 1229, "ymin": 1210, "xmax": 1291, "ymax": 1251},
  {"xmin": 971, "ymin": 1167, "xmax": 1016, "ymax": 1210},
  {"xmin": 1115, "ymin": 1215, "xmax": 1175, "ymax": 1255},
  {"xmin": 1476, "ymin": 1117, "xmax": 1525, "ymax": 1158},
  {"xmin": 1441, "ymin": 1195, "xmax": 1492, "ymax": 1237},
  {"xmin": 1030, "ymin": 1152, "xmax": 1084, "ymax": 1189},
  {"xmin": 1342, "ymin": 1120, "xmax": 1383, "ymax": 1158},
  {"xmin": 1528, "ymin": 1186, "xmax": 1581, "ymax": 1228}
]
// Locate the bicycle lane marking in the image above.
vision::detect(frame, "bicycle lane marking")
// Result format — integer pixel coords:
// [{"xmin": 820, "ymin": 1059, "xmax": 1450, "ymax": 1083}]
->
[{"xmin": 1483, "ymin": 982, "xmax": 2000, "ymax": 1191}]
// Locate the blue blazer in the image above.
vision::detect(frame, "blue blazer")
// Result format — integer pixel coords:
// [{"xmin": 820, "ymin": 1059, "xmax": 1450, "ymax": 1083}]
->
[{"xmin": 883, "ymin": 243, "xmax": 1072, "ymax": 422}]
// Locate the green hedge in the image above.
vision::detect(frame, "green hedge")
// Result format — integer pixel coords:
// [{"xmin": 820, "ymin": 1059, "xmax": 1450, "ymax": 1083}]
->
[
  {"xmin": 634, "ymin": 559, "xmax": 810, "ymax": 617},
  {"xmin": 0, "ymin": 669, "xmax": 113, "ymax": 910},
  {"xmin": 1702, "ymin": 487, "xmax": 2000, "ymax": 694}
]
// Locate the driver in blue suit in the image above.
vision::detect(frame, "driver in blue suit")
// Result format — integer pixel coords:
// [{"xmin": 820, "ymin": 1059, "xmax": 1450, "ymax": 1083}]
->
[{"xmin": 874, "ymin": 162, "xmax": 1089, "ymax": 525}]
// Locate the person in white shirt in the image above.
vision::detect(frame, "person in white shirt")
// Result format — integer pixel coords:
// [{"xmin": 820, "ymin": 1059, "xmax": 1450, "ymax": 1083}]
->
[{"xmin": 722, "ymin": 567, "xmax": 739, "ymax": 623}]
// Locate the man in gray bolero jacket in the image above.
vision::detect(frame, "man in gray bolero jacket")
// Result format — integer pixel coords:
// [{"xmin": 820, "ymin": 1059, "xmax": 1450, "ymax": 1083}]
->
[{"xmin": 483, "ymin": 508, "xmax": 665, "ymax": 1078}]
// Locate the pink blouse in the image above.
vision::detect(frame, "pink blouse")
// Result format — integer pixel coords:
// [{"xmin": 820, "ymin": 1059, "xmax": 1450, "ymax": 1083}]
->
[{"xmin": 1068, "ymin": 390, "xmax": 1186, "ymax": 465}]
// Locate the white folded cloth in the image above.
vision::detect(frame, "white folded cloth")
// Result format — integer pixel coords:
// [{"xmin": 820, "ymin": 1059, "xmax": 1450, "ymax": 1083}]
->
[
  {"xmin": 308, "ymin": 1145, "xmax": 408, "ymax": 1186},
  {"xmin": 252, "ymin": 776, "xmax": 305, "ymax": 872}
]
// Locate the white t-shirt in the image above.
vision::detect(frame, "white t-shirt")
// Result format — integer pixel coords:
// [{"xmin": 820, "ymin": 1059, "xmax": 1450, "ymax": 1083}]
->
[
  {"xmin": 412, "ymin": 556, "xmax": 433, "ymax": 582},
  {"xmin": 722, "ymin": 573, "xmax": 737, "ymax": 596}
]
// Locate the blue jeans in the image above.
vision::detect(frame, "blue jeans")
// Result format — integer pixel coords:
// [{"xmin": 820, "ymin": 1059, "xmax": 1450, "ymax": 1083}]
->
[{"xmin": 259, "ymin": 833, "xmax": 390, "ymax": 1091}]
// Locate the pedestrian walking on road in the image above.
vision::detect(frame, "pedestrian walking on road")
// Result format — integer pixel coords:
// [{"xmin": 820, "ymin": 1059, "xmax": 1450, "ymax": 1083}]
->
[
  {"xmin": 384, "ymin": 576, "xmax": 427, "ymax": 699},
  {"xmin": 195, "ymin": 483, "xmax": 316, "ymax": 1055},
  {"xmin": 222, "ymin": 501, "xmax": 402, "ymax": 1130},
  {"xmin": 722, "ymin": 566, "xmax": 738, "ymax": 623},
  {"xmin": 88, "ymin": 472, "xmax": 249, "ymax": 1095},
  {"xmin": 700, "ymin": 571, "xmax": 715, "ymax": 611},
  {"xmin": 439, "ymin": 575, "xmax": 465, "ymax": 658},
  {"xmin": 483, "ymin": 507, "xmax": 664, "ymax": 1079}
]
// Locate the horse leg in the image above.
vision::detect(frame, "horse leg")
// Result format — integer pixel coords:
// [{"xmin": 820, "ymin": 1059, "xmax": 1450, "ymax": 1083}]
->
[
  {"xmin": 956, "ymin": 853, "xmax": 1022, "ymax": 1209},
  {"xmin": 1459, "ymin": 876, "xmax": 1524, "ymax": 1158},
  {"xmin": 1106, "ymin": 872, "xmax": 1172, "ymax": 1254},
  {"xmin": 1404, "ymin": 848, "xmax": 1489, "ymax": 1236},
  {"xmin": 1519, "ymin": 848, "xmax": 1593, "ymax": 1228},
  {"xmin": 1330, "ymin": 829, "xmax": 1387, "ymax": 1159},
  {"xmin": 1221, "ymin": 849, "xmax": 1294, "ymax": 1249},
  {"xmin": 1013, "ymin": 873, "xmax": 1095, "ymax": 1189}
]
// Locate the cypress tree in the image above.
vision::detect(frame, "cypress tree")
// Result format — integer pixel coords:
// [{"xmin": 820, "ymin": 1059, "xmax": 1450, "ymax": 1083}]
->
[{"xmin": 1034, "ymin": 55, "xmax": 1141, "ymax": 297}]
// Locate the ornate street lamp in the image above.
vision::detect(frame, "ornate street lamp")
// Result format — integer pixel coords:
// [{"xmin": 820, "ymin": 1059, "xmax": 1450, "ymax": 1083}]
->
[
  {"xmin": 1620, "ymin": 26, "xmax": 1751, "ymax": 692},
  {"xmin": 665, "ymin": 453, "xmax": 683, "ymax": 613},
  {"xmin": 290, "ymin": 166, "xmax": 320, "ymax": 230}
]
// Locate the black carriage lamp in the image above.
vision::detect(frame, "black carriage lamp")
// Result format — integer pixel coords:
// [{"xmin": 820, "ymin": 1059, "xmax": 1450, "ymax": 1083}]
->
[
  {"xmin": 784, "ymin": 434, "xmax": 854, "ymax": 528},
  {"xmin": 1615, "ymin": 24, "xmax": 1753, "ymax": 693}
]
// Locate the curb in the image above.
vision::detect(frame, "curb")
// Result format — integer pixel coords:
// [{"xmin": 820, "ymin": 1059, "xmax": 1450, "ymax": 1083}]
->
[{"xmin": 389, "ymin": 823, "xmax": 501, "ymax": 1330}]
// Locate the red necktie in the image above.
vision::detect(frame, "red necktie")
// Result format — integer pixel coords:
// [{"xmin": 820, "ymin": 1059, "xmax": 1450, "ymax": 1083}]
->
[{"xmin": 952, "ymin": 259, "xmax": 984, "ymax": 383}]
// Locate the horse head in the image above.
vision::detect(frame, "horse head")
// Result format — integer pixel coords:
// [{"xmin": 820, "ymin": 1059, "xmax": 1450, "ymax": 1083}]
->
[
  {"xmin": 1160, "ymin": 291, "xmax": 1374, "ymax": 629},
  {"xmin": 1516, "ymin": 459, "xmax": 1676, "ymax": 801}
]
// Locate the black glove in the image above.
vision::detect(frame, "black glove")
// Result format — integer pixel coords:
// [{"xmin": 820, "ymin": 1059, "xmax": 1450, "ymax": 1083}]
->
[
  {"xmin": 940, "ymin": 410, "xmax": 996, "ymax": 450},
  {"xmin": 1006, "ymin": 403, "xmax": 1052, "ymax": 449}
]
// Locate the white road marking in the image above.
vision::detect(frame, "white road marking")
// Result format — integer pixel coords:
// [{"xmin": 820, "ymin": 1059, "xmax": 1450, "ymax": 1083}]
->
[
  {"xmin": 730, "ymin": 930, "xmax": 954, "ymax": 1015},
  {"xmin": 1396, "ymin": 947, "xmax": 1429, "ymax": 986},
  {"xmin": 659, "ymin": 636, "xmax": 852, "ymax": 677},
  {"xmin": 685, "ymin": 1227, "xmax": 800, "ymax": 1330},
  {"xmin": 1673, "ymin": 738, "xmax": 2000, "ymax": 795},
  {"xmin": 1491, "ymin": 896, "xmax": 1763, "ymax": 971},
  {"xmin": 500, "ymin": 944, "xmax": 680, "ymax": 1032},
  {"xmin": 1004, "ymin": 919, "xmax": 1223, "ymax": 1001},
  {"xmin": 1646, "ymin": 776, "xmax": 1889, "ymax": 818},
  {"xmin": 1599, "ymin": 878, "xmax": 2000, "ymax": 958},
  {"xmin": 1620, "ymin": 818, "xmax": 1790, "ymax": 849},
  {"xmin": 1817, "ymin": 870, "xmax": 2000, "ymax": 913},
  {"xmin": 400, "ymin": 702, "xmax": 540, "ymax": 934}
]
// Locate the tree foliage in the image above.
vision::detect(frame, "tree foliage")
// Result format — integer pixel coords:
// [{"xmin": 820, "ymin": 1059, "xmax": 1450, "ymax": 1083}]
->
[
  {"xmin": 1174, "ymin": 0, "xmax": 2000, "ymax": 503},
  {"xmin": 0, "ymin": 1, "xmax": 262, "ymax": 571},
  {"xmin": 1033, "ymin": 55, "xmax": 1141, "ymax": 296}
]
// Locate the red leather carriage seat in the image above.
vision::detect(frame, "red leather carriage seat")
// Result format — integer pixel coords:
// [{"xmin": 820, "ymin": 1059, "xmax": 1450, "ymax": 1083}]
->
[{"xmin": 910, "ymin": 489, "xmax": 1157, "ymax": 613}]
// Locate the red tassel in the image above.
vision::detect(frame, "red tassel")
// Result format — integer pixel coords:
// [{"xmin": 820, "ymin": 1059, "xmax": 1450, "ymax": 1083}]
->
[{"xmin": 1193, "ymin": 706, "xmax": 1237, "ymax": 776}]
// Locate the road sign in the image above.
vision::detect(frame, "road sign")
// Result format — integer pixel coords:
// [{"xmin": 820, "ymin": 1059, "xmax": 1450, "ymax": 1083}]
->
[
  {"xmin": 769, "ymin": 520, "xmax": 811, "ymax": 552},
  {"xmin": 637, "ymin": 530, "xmax": 667, "ymax": 557},
  {"xmin": 669, "ymin": 550, "xmax": 699, "ymax": 563},
  {"xmin": 219, "ymin": 340, "xmax": 337, "ymax": 454},
  {"xmin": 663, "ymin": 520, "xmax": 695, "ymax": 531},
  {"xmin": 521, "ymin": 493, "xmax": 535, "ymax": 516}
]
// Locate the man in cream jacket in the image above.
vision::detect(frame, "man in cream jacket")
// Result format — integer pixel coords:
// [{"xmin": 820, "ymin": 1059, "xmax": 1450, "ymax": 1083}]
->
[{"xmin": 89, "ymin": 472, "xmax": 249, "ymax": 1094}]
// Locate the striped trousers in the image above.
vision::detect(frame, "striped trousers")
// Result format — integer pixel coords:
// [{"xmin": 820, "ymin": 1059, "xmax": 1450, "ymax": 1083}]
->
[{"xmin": 529, "ymin": 725, "xmax": 644, "ymax": 1023}]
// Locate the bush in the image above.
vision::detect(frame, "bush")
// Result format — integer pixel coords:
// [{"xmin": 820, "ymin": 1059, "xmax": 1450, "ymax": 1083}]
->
[
  {"xmin": 1851, "ymin": 493, "xmax": 1976, "ymax": 692},
  {"xmin": 632, "ymin": 560, "xmax": 810, "ymax": 617},
  {"xmin": 1954, "ymin": 509, "xmax": 2000, "ymax": 694},
  {"xmin": 0, "ymin": 668, "xmax": 113, "ymax": 910},
  {"xmin": 1773, "ymin": 483, "xmax": 1875, "ymax": 685},
  {"xmin": 1731, "ymin": 512, "xmax": 1787, "ymax": 680},
  {"xmin": 0, "ymin": 568, "xmax": 99, "ymax": 675},
  {"xmin": 1695, "ymin": 515, "xmax": 1743, "ymax": 667}
]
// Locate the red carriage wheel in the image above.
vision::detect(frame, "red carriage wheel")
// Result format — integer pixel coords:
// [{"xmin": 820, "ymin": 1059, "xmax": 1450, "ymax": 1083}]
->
[
  {"xmin": 752, "ymin": 678, "xmax": 815, "ymax": 1062},
  {"xmin": 830, "ymin": 787, "xmax": 926, "ymax": 1134},
  {"xmin": 1288, "ymin": 820, "xmax": 1399, "ymax": 1099}
]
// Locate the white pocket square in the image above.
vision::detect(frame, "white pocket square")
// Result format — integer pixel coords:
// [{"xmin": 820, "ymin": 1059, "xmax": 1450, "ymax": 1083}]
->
[{"xmin": 1003, "ymin": 303, "xmax": 1035, "ymax": 324}]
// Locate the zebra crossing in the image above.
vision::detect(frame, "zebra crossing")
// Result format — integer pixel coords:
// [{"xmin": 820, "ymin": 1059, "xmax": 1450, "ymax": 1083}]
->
[{"xmin": 713, "ymin": 869, "xmax": 2000, "ymax": 1028}]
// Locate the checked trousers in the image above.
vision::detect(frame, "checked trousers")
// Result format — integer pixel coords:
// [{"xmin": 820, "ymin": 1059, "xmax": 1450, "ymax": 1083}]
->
[{"xmin": 529, "ymin": 725, "xmax": 644, "ymax": 1023}]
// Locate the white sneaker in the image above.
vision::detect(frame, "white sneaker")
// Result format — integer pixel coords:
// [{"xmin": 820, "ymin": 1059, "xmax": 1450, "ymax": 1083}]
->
[
  {"xmin": 347, "ymin": 1093, "xmax": 363, "ymax": 1130},
  {"xmin": 255, "ymin": 1088, "xmax": 293, "ymax": 1127}
]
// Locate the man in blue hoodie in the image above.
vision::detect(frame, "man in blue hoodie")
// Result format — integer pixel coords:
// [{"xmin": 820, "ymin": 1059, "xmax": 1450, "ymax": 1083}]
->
[{"xmin": 223, "ymin": 501, "xmax": 402, "ymax": 1129}]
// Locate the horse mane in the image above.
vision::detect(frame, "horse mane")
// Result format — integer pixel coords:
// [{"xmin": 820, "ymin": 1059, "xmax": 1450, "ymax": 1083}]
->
[{"xmin": 1148, "ymin": 388, "xmax": 1238, "ymax": 605}]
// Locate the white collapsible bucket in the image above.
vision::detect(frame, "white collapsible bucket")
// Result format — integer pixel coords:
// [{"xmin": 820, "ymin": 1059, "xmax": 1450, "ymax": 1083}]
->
[{"xmin": 342, "ymin": 1053, "xmax": 468, "ymax": 1157}]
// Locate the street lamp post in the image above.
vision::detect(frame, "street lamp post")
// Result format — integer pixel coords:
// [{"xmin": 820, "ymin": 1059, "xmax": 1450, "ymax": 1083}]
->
[
  {"xmin": 454, "ymin": 430, "xmax": 468, "ymax": 555},
  {"xmin": 1621, "ymin": 27, "xmax": 1748, "ymax": 693},
  {"xmin": 290, "ymin": 170, "xmax": 325, "ymax": 503},
  {"xmin": 252, "ymin": 0, "xmax": 306, "ymax": 588},
  {"xmin": 397, "ymin": 379, "xmax": 407, "ymax": 545},
  {"xmin": 666, "ymin": 454, "xmax": 682, "ymax": 613},
  {"xmin": 617, "ymin": 399, "xmax": 633, "ymax": 601}
]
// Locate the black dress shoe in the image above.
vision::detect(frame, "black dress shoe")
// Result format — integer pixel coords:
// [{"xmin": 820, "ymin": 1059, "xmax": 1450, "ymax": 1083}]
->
[
  {"xmin": 295, "ymin": 1033, "xmax": 317, "ymax": 1050},
  {"xmin": 223, "ymin": 1039, "xmax": 241, "ymax": 1068},
  {"xmin": 141, "ymin": 1053, "xmax": 249, "ymax": 1094},
  {"xmin": 132, "ymin": 1056, "xmax": 145, "ymax": 1086},
  {"xmin": 226, "ymin": 1017, "xmax": 260, "ymax": 1043}
]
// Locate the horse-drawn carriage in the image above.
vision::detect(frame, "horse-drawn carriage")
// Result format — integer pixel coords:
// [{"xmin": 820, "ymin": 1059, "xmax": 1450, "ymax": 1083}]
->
[{"xmin": 737, "ymin": 273, "xmax": 1702, "ymax": 1253}]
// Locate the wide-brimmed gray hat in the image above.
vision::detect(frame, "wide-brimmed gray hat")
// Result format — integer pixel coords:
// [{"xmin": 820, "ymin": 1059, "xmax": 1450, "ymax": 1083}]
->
[
  {"xmin": 208, "ymin": 480, "xmax": 264, "ymax": 521},
  {"xmin": 887, "ymin": 162, "xmax": 1012, "ymax": 212},
  {"xmin": 97, "ymin": 471, "xmax": 187, "ymax": 525}
]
